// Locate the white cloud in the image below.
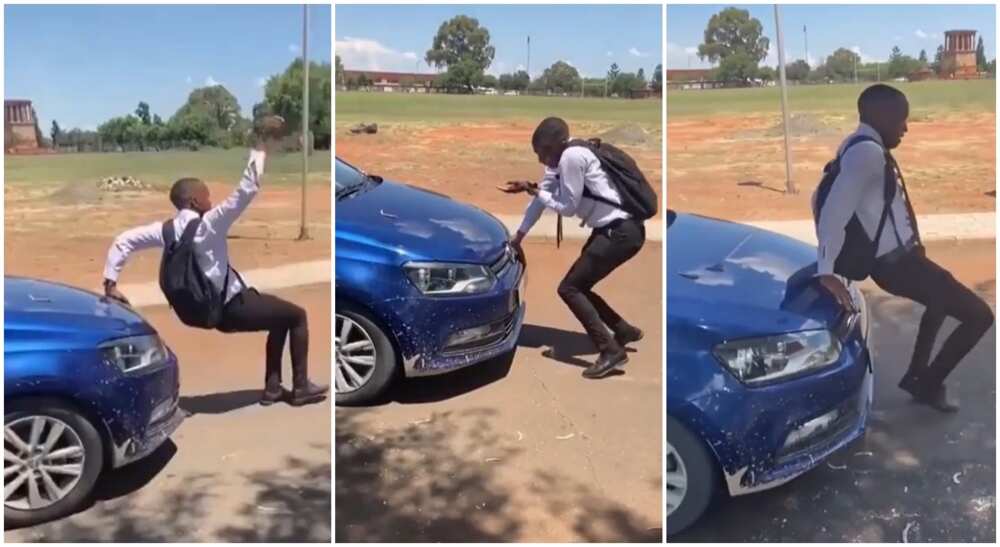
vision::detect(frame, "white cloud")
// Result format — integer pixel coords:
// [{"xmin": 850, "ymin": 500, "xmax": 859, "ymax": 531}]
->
[
  {"xmin": 205, "ymin": 76, "xmax": 221, "ymax": 86},
  {"xmin": 666, "ymin": 42, "xmax": 711, "ymax": 69},
  {"xmin": 915, "ymin": 29, "xmax": 929, "ymax": 39},
  {"xmin": 289, "ymin": 43, "xmax": 300, "ymax": 54},
  {"xmin": 336, "ymin": 36, "xmax": 430, "ymax": 72},
  {"xmin": 185, "ymin": 75, "xmax": 192, "ymax": 84},
  {"xmin": 516, "ymin": 64, "xmax": 525, "ymax": 71},
  {"xmin": 606, "ymin": 51, "xmax": 614, "ymax": 57},
  {"xmin": 628, "ymin": 47, "xmax": 648, "ymax": 58},
  {"xmin": 850, "ymin": 45, "xmax": 882, "ymax": 64},
  {"xmin": 256, "ymin": 76, "xmax": 268, "ymax": 87},
  {"xmin": 915, "ymin": 29, "xmax": 941, "ymax": 40}
]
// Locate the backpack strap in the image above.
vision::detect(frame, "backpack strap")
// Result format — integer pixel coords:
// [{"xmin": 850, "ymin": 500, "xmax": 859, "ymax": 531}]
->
[
  {"xmin": 162, "ymin": 219, "xmax": 175, "ymax": 248},
  {"xmin": 567, "ymin": 138, "xmax": 626, "ymax": 211},
  {"xmin": 838, "ymin": 134, "xmax": 878, "ymax": 160}
]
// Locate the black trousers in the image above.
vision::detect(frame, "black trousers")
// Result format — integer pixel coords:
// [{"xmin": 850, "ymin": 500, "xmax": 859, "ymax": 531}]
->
[
  {"xmin": 217, "ymin": 289, "xmax": 309, "ymax": 388},
  {"xmin": 557, "ymin": 218, "xmax": 645, "ymax": 352},
  {"xmin": 871, "ymin": 247, "xmax": 994, "ymax": 388}
]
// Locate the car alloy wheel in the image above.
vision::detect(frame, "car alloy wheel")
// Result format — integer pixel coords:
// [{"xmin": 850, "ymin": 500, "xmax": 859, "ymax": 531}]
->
[
  {"xmin": 4, "ymin": 415, "xmax": 86, "ymax": 510},
  {"xmin": 335, "ymin": 313, "xmax": 378, "ymax": 393},
  {"xmin": 666, "ymin": 439, "xmax": 688, "ymax": 517}
]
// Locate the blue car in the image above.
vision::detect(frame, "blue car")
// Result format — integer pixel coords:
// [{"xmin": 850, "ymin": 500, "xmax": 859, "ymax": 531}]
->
[
  {"xmin": 4, "ymin": 276, "xmax": 183, "ymax": 527},
  {"xmin": 666, "ymin": 211, "xmax": 873, "ymax": 535},
  {"xmin": 334, "ymin": 158, "xmax": 526, "ymax": 405}
]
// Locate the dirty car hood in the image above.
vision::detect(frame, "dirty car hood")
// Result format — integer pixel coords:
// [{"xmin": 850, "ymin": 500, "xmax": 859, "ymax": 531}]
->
[{"xmin": 336, "ymin": 180, "xmax": 509, "ymax": 264}]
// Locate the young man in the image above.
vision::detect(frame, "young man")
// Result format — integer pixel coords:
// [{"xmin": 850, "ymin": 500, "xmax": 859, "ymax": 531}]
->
[
  {"xmin": 501, "ymin": 116, "xmax": 645, "ymax": 379},
  {"xmin": 815, "ymin": 84, "xmax": 993, "ymax": 412},
  {"xmin": 102, "ymin": 132, "xmax": 329, "ymax": 407}
]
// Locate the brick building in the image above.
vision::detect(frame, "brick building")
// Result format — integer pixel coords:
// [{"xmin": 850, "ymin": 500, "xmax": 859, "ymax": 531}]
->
[
  {"xmin": 342, "ymin": 70, "xmax": 438, "ymax": 92},
  {"xmin": 941, "ymin": 30, "xmax": 979, "ymax": 79},
  {"xmin": 5, "ymin": 99, "xmax": 40, "ymax": 152}
]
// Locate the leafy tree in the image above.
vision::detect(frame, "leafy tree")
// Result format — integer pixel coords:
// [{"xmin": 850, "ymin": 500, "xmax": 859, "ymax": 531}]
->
[
  {"xmin": 652, "ymin": 64, "xmax": 663, "ymax": 91},
  {"xmin": 335, "ymin": 55, "xmax": 345, "ymax": 85},
  {"xmin": 32, "ymin": 108, "xmax": 43, "ymax": 148},
  {"xmin": 174, "ymin": 86, "xmax": 241, "ymax": 132},
  {"xmin": 50, "ymin": 120, "xmax": 61, "ymax": 148},
  {"xmin": 538, "ymin": 60, "xmax": 581, "ymax": 94},
  {"xmin": 698, "ymin": 7, "xmax": 769, "ymax": 85},
  {"xmin": 825, "ymin": 47, "xmax": 861, "ymax": 80},
  {"xmin": 481, "ymin": 74, "xmax": 498, "ymax": 89},
  {"xmin": 785, "ymin": 59, "xmax": 811, "ymax": 81},
  {"xmin": 976, "ymin": 37, "xmax": 987, "ymax": 71},
  {"xmin": 425, "ymin": 15, "xmax": 495, "ymax": 93},
  {"xmin": 610, "ymin": 72, "xmax": 647, "ymax": 96},
  {"xmin": 757, "ymin": 65, "xmax": 776, "ymax": 82},
  {"xmin": 607, "ymin": 63, "xmax": 621, "ymax": 81},
  {"xmin": 637, "ymin": 68, "xmax": 646, "ymax": 84},
  {"xmin": 919, "ymin": 49, "xmax": 928, "ymax": 65},
  {"xmin": 932, "ymin": 45, "xmax": 945, "ymax": 73},
  {"xmin": 153, "ymin": 114, "xmax": 164, "ymax": 126},
  {"xmin": 261, "ymin": 59, "xmax": 332, "ymax": 149},
  {"xmin": 135, "ymin": 101, "xmax": 151, "ymax": 125},
  {"xmin": 888, "ymin": 46, "xmax": 922, "ymax": 79},
  {"xmin": 498, "ymin": 70, "xmax": 530, "ymax": 91},
  {"xmin": 988, "ymin": 58, "xmax": 997, "ymax": 77}
]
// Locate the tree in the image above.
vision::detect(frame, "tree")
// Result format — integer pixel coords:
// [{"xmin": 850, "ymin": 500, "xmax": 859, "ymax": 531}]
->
[
  {"xmin": 335, "ymin": 55, "xmax": 345, "ymax": 86},
  {"xmin": 50, "ymin": 120, "xmax": 61, "ymax": 148},
  {"xmin": 135, "ymin": 101, "xmax": 151, "ymax": 125},
  {"xmin": 637, "ymin": 68, "xmax": 646, "ymax": 84},
  {"xmin": 976, "ymin": 36, "xmax": 987, "ymax": 71},
  {"xmin": 32, "ymin": 108, "xmax": 43, "ymax": 148},
  {"xmin": 988, "ymin": 58, "xmax": 997, "ymax": 77},
  {"xmin": 888, "ymin": 46, "xmax": 922, "ymax": 79},
  {"xmin": 932, "ymin": 45, "xmax": 945, "ymax": 73},
  {"xmin": 919, "ymin": 49, "xmax": 928, "ymax": 65},
  {"xmin": 153, "ymin": 114, "xmax": 164, "ymax": 126},
  {"xmin": 174, "ymin": 86, "xmax": 241, "ymax": 132},
  {"xmin": 538, "ymin": 60, "xmax": 581, "ymax": 94},
  {"xmin": 481, "ymin": 74, "xmax": 498, "ymax": 89},
  {"xmin": 652, "ymin": 64, "xmax": 663, "ymax": 91},
  {"xmin": 498, "ymin": 70, "xmax": 530, "ymax": 91},
  {"xmin": 825, "ymin": 48, "xmax": 861, "ymax": 80},
  {"xmin": 698, "ymin": 7, "xmax": 769, "ymax": 85},
  {"xmin": 607, "ymin": 63, "xmax": 621, "ymax": 81},
  {"xmin": 785, "ymin": 59, "xmax": 811, "ymax": 81},
  {"xmin": 261, "ymin": 59, "xmax": 333, "ymax": 149},
  {"xmin": 425, "ymin": 15, "xmax": 495, "ymax": 93},
  {"xmin": 757, "ymin": 65, "xmax": 776, "ymax": 83}
]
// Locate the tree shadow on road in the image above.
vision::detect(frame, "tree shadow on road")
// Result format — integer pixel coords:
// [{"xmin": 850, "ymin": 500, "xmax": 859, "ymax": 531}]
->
[
  {"xmin": 336, "ymin": 408, "xmax": 656, "ymax": 542},
  {"xmin": 369, "ymin": 351, "xmax": 516, "ymax": 406},
  {"xmin": 5, "ymin": 450, "xmax": 332, "ymax": 542}
]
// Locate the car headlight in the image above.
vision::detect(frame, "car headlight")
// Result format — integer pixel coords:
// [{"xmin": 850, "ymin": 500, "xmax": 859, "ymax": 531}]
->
[
  {"xmin": 713, "ymin": 330, "xmax": 841, "ymax": 385},
  {"xmin": 404, "ymin": 262, "xmax": 495, "ymax": 296},
  {"xmin": 100, "ymin": 334, "xmax": 170, "ymax": 373}
]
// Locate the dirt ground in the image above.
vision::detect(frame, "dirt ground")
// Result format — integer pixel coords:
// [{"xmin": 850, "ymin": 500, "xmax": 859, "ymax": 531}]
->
[
  {"xmin": 4, "ymin": 285, "xmax": 332, "ymax": 542},
  {"xmin": 336, "ymin": 240, "xmax": 663, "ymax": 542},
  {"xmin": 4, "ymin": 179, "xmax": 331, "ymax": 291},
  {"xmin": 673, "ymin": 239, "xmax": 995, "ymax": 542},
  {"xmin": 667, "ymin": 112, "xmax": 996, "ymax": 220},
  {"xmin": 335, "ymin": 121, "xmax": 663, "ymax": 218}
]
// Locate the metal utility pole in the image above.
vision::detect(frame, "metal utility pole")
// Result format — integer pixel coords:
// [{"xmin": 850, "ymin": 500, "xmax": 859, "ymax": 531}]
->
[
  {"xmin": 853, "ymin": 53, "xmax": 858, "ymax": 83},
  {"xmin": 804, "ymin": 25, "xmax": 809, "ymax": 67},
  {"xmin": 774, "ymin": 5, "xmax": 796, "ymax": 194},
  {"xmin": 297, "ymin": 4, "xmax": 310, "ymax": 240},
  {"xmin": 526, "ymin": 36, "xmax": 531, "ymax": 80}
]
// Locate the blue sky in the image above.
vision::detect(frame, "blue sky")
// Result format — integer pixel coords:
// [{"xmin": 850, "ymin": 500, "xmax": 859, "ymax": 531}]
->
[
  {"xmin": 667, "ymin": 4, "xmax": 995, "ymax": 69},
  {"xmin": 4, "ymin": 4, "xmax": 331, "ymax": 131},
  {"xmin": 336, "ymin": 4, "xmax": 663, "ymax": 79}
]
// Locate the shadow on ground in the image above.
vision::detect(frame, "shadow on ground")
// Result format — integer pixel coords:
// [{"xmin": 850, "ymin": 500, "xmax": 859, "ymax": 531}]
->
[
  {"xmin": 7, "ymin": 448, "xmax": 331, "ymax": 542},
  {"xmin": 336, "ymin": 408, "xmax": 658, "ymax": 542}
]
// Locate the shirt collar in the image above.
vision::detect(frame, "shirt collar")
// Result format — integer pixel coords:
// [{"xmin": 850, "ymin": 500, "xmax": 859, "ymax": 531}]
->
[
  {"xmin": 856, "ymin": 122, "xmax": 884, "ymax": 145},
  {"xmin": 176, "ymin": 208, "xmax": 200, "ymax": 221}
]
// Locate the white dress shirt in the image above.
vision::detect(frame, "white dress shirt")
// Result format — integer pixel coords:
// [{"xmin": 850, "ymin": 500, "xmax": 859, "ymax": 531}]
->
[
  {"xmin": 813, "ymin": 123, "xmax": 917, "ymax": 276},
  {"xmin": 518, "ymin": 144, "xmax": 631, "ymax": 234},
  {"xmin": 103, "ymin": 149, "xmax": 266, "ymax": 303}
]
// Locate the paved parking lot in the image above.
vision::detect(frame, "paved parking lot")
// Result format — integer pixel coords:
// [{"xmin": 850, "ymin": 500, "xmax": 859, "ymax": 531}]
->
[
  {"xmin": 672, "ymin": 239, "xmax": 996, "ymax": 542},
  {"xmin": 336, "ymin": 240, "xmax": 663, "ymax": 542}
]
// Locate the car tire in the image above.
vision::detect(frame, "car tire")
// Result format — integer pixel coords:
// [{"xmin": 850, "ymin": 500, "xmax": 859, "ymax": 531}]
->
[
  {"xmin": 4, "ymin": 398, "xmax": 104, "ymax": 529},
  {"xmin": 335, "ymin": 306, "xmax": 397, "ymax": 406},
  {"xmin": 666, "ymin": 415, "xmax": 717, "ymax": 537}
]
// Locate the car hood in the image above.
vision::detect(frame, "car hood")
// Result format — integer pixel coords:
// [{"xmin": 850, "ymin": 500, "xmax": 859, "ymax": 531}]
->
[
  {"xmin": 336, "ymin": 180, "xmax": 509, "ymax": 264},
  {"xmin": 667, "ymin": 213, "xmax": 841, "ymax": 339},
  {"xmin": 5, "ymin": 277, "xmax": 155, "ymax": 347}
]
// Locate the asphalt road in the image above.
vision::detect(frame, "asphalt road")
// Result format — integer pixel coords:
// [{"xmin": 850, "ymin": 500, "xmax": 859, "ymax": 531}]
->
[
  {"xmin": 335, "ymin": 240, "xmax": 664, "ymax": 542},
  {"xmin": 671, "ymin": 239, "xmax": 996, "ymax": 542},
  {"xmin": 5, "ymin": 285, "xmax": 332, "ymax": 543}
]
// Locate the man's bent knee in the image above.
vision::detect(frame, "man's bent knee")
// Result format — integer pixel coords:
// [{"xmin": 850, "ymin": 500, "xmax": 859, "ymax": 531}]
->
[{"xmin": 557, "ymin": 280, "xmax": 580, "ymax": 302}]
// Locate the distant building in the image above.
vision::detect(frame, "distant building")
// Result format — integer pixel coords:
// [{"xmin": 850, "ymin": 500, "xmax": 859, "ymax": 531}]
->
[
  {"xmin": 941, "ymin": 30, "xmax": 979, "ymax": 79},
  {"xmin": 5, "ymin": 99, "xmax": 40, "ymax": 152},
  {"xmin": 342, "ymin": 70, "xmax": 438, "ymax": 92},
  {"xmin": 665, "ymin": 68, "xmax": 725, "ymax": 90}
]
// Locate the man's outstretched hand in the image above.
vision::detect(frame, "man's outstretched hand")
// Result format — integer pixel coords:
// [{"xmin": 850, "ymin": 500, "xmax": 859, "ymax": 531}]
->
[
  {"xmin": 103, "ymin": 280, "xmax": 130, "ymax": 306},
  {"xmin": 817, "ymin": 274, "xmax": 855, "ymax": 313},
  {"xmin": 497, "ymin": 180, "xmax": 538, "ymax": 195}
]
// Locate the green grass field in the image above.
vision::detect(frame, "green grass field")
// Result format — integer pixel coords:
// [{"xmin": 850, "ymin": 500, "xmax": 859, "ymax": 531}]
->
[
  {"xmin": 667, "ymin": 80, "xmax": 996, "ymax": 118},
  {"xmin": 336, "ymin": 92, "xmax": 662, "ymax": 125},
  {"xmin": 4, "ymin": 148, "xmax": 331, "ymax": 186}
]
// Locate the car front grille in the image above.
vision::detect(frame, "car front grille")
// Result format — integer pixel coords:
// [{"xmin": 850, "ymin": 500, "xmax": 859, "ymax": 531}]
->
[
  {"xmin": 441, "ymin": 311, "xmax": 518, "ymax": 355},
  {"xmin": 489, "ymin": 245, "xmax": 515, "ymax": 277}
]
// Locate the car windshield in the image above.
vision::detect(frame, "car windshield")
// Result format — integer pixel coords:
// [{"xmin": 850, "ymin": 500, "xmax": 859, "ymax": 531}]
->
[{"xmin": 334, "ymin": 158, "xmax": 382, "ymax": 200}]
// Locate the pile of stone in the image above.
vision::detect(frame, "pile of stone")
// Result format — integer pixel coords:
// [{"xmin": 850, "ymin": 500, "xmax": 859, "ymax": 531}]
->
[
  {"xmin": 97, "ymin": 176, "xmax": 151, "ymax": 192},
  {"xmin": 349, "ymin": 122, "xmax": 378, "ymax": 135}
]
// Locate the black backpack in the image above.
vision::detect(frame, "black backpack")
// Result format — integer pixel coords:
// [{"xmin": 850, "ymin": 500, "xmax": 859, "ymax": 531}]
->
[
  {"xmin": 567, "ymin": 138, "xmax": 658, "ymax": 221},
  {"xmin": 159, "ymin": 219, "xmax": 229, "ymax": 329},
  {"xmin": 812, "ymin": 135, "xmax": 897, "ymax": 281}
]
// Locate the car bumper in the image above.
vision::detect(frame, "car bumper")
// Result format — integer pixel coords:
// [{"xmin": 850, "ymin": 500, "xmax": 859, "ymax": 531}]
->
[
  {"xmin": 399, "ymin": 261, "xmax": 526, "ymax": 377},
  {"xmin": 109, "ymin": 350, "xmax": 184, "ymax": 468}
]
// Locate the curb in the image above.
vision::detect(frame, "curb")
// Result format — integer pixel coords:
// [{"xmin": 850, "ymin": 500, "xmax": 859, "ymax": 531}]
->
[
  {"xmin": 745, "ymin": 212, "xmax": 995, "ymax": 245},
  {"xmin": 494, "ymin": 213, "xmax": 664, "ymax": 242}
]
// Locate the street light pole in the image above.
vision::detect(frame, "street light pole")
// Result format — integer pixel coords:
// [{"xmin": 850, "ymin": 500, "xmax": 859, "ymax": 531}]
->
[
  {"xmin": 774, "ymin": 4, "xmax": 796, "ymax": 194},
  {"xmin": 297, "ymin": 4, "xmax": 310, "ymax": 241}
]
